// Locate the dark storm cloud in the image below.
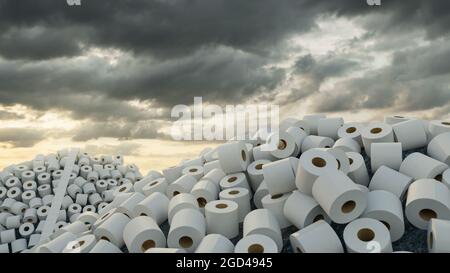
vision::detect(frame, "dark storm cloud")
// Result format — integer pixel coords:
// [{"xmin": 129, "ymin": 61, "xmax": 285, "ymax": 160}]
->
[
  {"xmin": 0, "ymin": 110, "xmax": 24, "ymax": 120},
  {"xmin": 0, "ymin": 128, "xmax": 46, "ymax": 147}
]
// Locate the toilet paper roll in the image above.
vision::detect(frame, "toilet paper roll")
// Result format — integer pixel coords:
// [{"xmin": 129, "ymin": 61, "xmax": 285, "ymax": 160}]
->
[
  {"xmin": 333, "ymin": 137, "xmax": 361, "ymax": 154},
  {"xmin": 428, "ymin": 219, "xmax": 450, "ymax": 253},
  {"xmin": 0, "ymin": 212, "xmax": 12, "ymax": 226},
  {"xmin": 28, "ymin": 234, "xmax": 41, "ymax": 248},
  {"xmin": 113, "ymin": 182, "xmax": 133, "ymax": 196},
  {"xmin": 286, "ymin": 126, "xmax": 308, "ymax": 157},
  {"xmin": 87, "ymin": 171, "xmax": 99, "ymax": 183},
  {"xmin": 22, "ymin": 180, "xmax": 37, "ymax": 192},
  {"xmin": 219, "ymin": 187, "xmax": 251, "ymax": 223},
  {"xmin": 97, "ymin": 202, "xmax": 108, "ymax": 212},
  {"xmin": 279, "ymin": 118, "xmax": 310, "ymax": 135},
  {"xmin": 82, "ymin": 182, "xmax": 96, "ymax": 195},
  {"xmin": 443, "ymin": 169, "xmax": 450, "ymax": 189},
  {"xmin": 141, "ymin": 178, "xmax": 168, "ymax": 197},
  {"xmin": 406, "ymin": 179, "xmax": 450, "ymax": 229},
  {"xmin": 145, "ymin": 247, "xmax": 186, "ymax": 253},
  {"xmin": 195, "ymin": 234, "xmax": 234, "ymax": 253},
  {"xmin": 205, "ymin": 200, "xmax": 239, "ymax": 239},
  {"xmin": 23, "ymin": 208, "xmax": 37, "ymax": 223},
  {"xmin": 319, "ymin": 147, "xmax": 350, "ymax": 174},
  {"xmin": 13, "ymin": 164, "xmax": 28, "ymax": 179},
  {"xmin": 283, "ymin": 190, "xmax": 331, "ymax": 229},
  {"xmin": 338, "ymin": 123, "xmax": 363, "ymax": 146},
  {"xmin": 167, "ymin": 174, "xmax": 198, "ymax": 198},
  {"xmin": 0, "ymin": 187, "xmax": 6, "ymax": 201},
  {"xmin": 202, "ymin": 168, "xmax": 226, "ymax": 188},
  {"xmin": 21, "ymin": 170, "xmax": 35, "ymax": 182},
  {"xmin": 162, "ymin": 165, "xmax": 183, "ymax": 184},
  {"xmin": 427, "ymin": 132, "xmax": 450, "ymax": 166},
  {"xmin": 203, "ymin": 160, "xmax": 222, "ymax": 175},
  {"xmin": 219, "ymin": 172, "xmax": 251, "ymax": 194},
  {"xmin": 370, "ymin": 142, "xmax": 402, "ymax": 172},
  {"xmin": 5, "ymin": 215, "xmax": 21, "ymax": 229},
  {"xmin": 52, "ymin": 170, "xmax": 63, "ymax": 180},
  {"xmin": 117, "ymin": 192, "xmax": 145, "ymax": 218},
  {"xmin": 118, "ymin": 178, "xmax": 132, "ymax": 186},
  {"xmin": 54, "ymin": 221, "xmax": 68, "ymax": 233},
  {"xmin": 67, "ymin": 184, "xmax": 82, "ymax": 199},
  {"xmin": 247, "ymin": 160, "xmax": 271, "ymax": 192},
  {"xmin": 18, "ymin": 222, "xmax": 34, "ymax": 238},
  {"xmin": 123, "ymin": 216, "xmax": 166, "ymax": 253},
  {"xmin": 262, "ymin": 193, "xmax": 291, "ymax": 229},
  {"xmin": 344, "ymin": 218, "xmax": 392, "ymax": 253},
  {"xmin": 37, "ymin": 172, "xmax": 51, "ymax": 185},
  {"xmin": 369, "ymin": 166, "xmax": 413, "ymax": 200},
  {"xmin": 10, "ymin": 201, "xmax": 27, "ymax": 215},
  {"xmin": 95, "ymin": 180, "xmax": 108, "ymax": 193},
  {"xmin": 75, "ymin": 193, "xmax": 88, "ymax": 206},
  {"xmin": 252, "ymin": 145, "xmax": 277, "ymax": 161},
  {"xmin": 0, "ymin": 198, "xmax": 15, "ymax": 213},
  {"xmin": 88, "ymin": 193, "xmax": 102, "ymax": 206},
  {"xmin": 182, "ymin": 165, "xmax": 204, "ymax": 181},
  {"xmin": 110, "ymin": 169, "xmax": 122, "ymax": 181},
  {"xmin": 0, "ymin": 229, "xmax": 16, "ymax": 244},
  {"xmin": 317, "ymin": 117, "xmax": 344, "ymax": 140},
  {"xmin": 61, "ymin": 195, "xmax": 74, "ymax": 210},
  {"xmin": 70, "ymin": 213, "xmax": 81, "ymax": 223},
  {"xmin": 94, "ymin": 212, "xmax": 130, "ymax": 248},
  {"xmin": 63, "ymin": 234, "xmax": 97, "ymax": 253},
  {"xmin": 55, "ymin": 221, "xmax": 89, "ymax": 238},
  {"xmin": 361, "ymin": 123, "xmax": 395, "ymax": 156},
  {"xmin": 429, "ymin": 120, "xmax": 450, "ymax": 138},
  {"xmin": 234, "ymin": 234, "xmax": 278, "ymax": 253},
  {"xmin": 217, "ymin": 142, "xmax": 250, "ymax": 174},
  {"xmin": 77, "ymin": 211, "xmax": 99, "ymax": 229},
  {"xmin": 312, "ymin": 170, "xmax": 367, "ymax": 224},
  {"xmin": 392, "ymin": 119, "xmax": 427, "ymax": 151},
  {"xmin": 36, "ymin": 220, "xmax": 46, "ymax": 233},
  {"xmin": 29, "ymin": 197, "xmax": 42, "ymax": 209},
  {"xmin": 304, "ymin": 114, "xmax": 326, "ymax": 135},
  {"xmin": 11, "ymin": 239, "xmax": 27, "ymax": 253},
  {"xmin": 40, "ymin": 232, "xmax": 77, "ymax": 253},
  {"xmin": 295, "ymin": 149, "xmax": 339, "ymax": 195},
  {"xmin": 191, "ymin": 180, "xmax": 219, "ymax": 209},
  {"xmin": 106, "ymin": 179, "xmax": 118, "ymax": 190},
  {"xmin": 301, "ymin": 136, "xmax": 335, "ymax": 153},
  {"xmin": 168, "ymin": 193, "xmax": 199, "ymax": 224},
  {"xmin": 7, "ymin": 187, "xmax": 22, "ymax": 201},
  {"xmin": 290, "ymin": 220, "xmax": 343, "ymax": 253},
  {"xmin": 168, "ymin": 208, "xmax": 205, "ymax": 252},
  {"xmin": 362, "ymin": 190, "xmax": 404, "ymax": 242},
  {"xmin": 182, "ymin": 157, "xmax": 204, "ymax": 168},
  {"xmin": 266, "ymin": 131, "xmax": 296, "ymax": 159},
  {"xmin": 68, "ymin": 203, "xmax": 82, "ymax": 219},
  {"xmin": 347, "ymin": 152, "xmax": 370, "ymax": 186},
  {"xmin": 384, "ymin": 115, "xmax": 410, "ymax": 125},
  {"xmin": 89, "ymin": 239, "xmax": 122, "ymax": 253},
  {"xmin": 37, "ymin": 205, "xmax": 50, "ymax": 220},
  {"xmin": 263, "ymin": 158, "xmax": 296, "ymax": 196},
  {"xmin": 254, "ymin": 181, "xmax": 269, "ymax": 209},
  {"xmin": 98, "ymin": 169, "xmax": 111, "ymax": 180},
  {"xmin": 133, "ymin": 192, "xmax": 169, "ymax": 225},
  {"xmin": 243, "ymin": 209, "xmax": 283, "ymax": 251},
  {"xmin": 74, "ymin": 176, "xmax": 87, "ymax": 188},
  {"xmin": 5, "ymin": 177, "xmax": 21, "ymax": 188},
  {"xmin": 400, "ymin": 152, "xmax": 448, "ymax": 180}
]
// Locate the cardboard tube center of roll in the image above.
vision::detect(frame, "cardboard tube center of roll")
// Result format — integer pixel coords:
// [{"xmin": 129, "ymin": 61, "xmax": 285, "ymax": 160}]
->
[
  {"xmin": 313, "ymin": 214, "xmax": 324, "ymax": 222},
  {"xmin": 324, "ymin": 146, "xmax": 330, "ymax": 148},
  {"xmin": 346, "ymin": 127, "xmax": 357, "ymax": 133},
  {"xmin": 229, "ymin": 190, "xmax": 240, "ymax": 195},
  {"xmin": 228, "ymin": 176, "xmax": 237, "ymax": 183},
  {"xmin": 101, "ymin": 212, "xmax": 110, "ymax": 220},
  {"xmin": 419, "ymin": 209, "xmax": 437, "ymax": 221},
  {"xmin": 21, "ymin": 208, "xmax": 26, "ymax": 213},
  {"xmin": 189, "ymin": 168, "xmax": 198, "ymax": 172},
  {"xmin": 119, "ymin": 186, "xmax": 127, "ymax": 192},
  {"xmin": 394, "ymin": 116, "xmax": 404, "ymax": 118},
  {"xmin": 241, "ymin": 150, "xmax": 247, "ymax": 161},
  {"xmin": 336, "ymin": 159, "xmax": 341, "ymax": 170},
  {"xmin": 278, "ymin": 139, "xmax": 287, "ymax": 150},
  {"xmin": 197, "ymin": 197, "xmax": 207, "ymax": 208},
  {"xmin": 24, "ymin": 226, "xmax": 30, "ymax": 231},
  {"xmin": 271, "ymin": 193, "xmax": 283, "ymax": 199},
  {"xmin": 429, "ymin": 232, "xmax": 434, "ymax": 249},
  {"xmin": 312, "ymin": 157, "xmax": 326, "ymax": 168},
  {"xmin": 381, "ymin": 221, "xmax": 391, "ymax": 230},
  {"xmin": 248, "ymin": 244, "xmax": 264, "ymax": 253},
  {"xmin": 349, "ymin": 158, "xmax": 354, "ymax": 165},
  {"xmin": 26, "ymin": 192, "xmax": 31, "ymax": 197},
  {"xmin": 72, "ymin": 240, "xmax": 85, "ymax": 249},
  {"xmin": 179, "ymin": 236, "xmax": 193, "ymax": 248},
  {"xmin": 357, "ymin": 228, "xmax": 375, "ymax": 242},
  {"xmin": 442, "ymin": 122, "xmax": 450, "ymax": 126},
  {"xmin": 27, "ymin": 183, "xmax": 32, "ymax": 187},
  {"xmin": 11, "ymin": 190, "xmax": 16, "ymax": 194},
  {"xmin": 435, "ymin": 174, "xmax": 443, "ymax": 182},
  {"xmin": 341, "ymin": 200, "xmax": 356, "ymax": 214},
  {"xmin": 255, "ymin": 164, "xmax": 263, "ymax": 170},
  {"xmin": 101, "ymin": 236, "xmax": 110, "ymax": 242},
  {"xmin": 42, "ymin": 209, "xmax": 47, "ymax": 213},
  {"xmin": 141, "ymin": 240, "xmax": 156, "ymax": 252},
  {"xmin": 173, "ymin": 191, "xmax": 180, "ymax": 196},
  {"xmin": 296, "ymin": 247, "xmax": 303, "ymax": 253},
  {"xmin": 216, "ymin": 203, "xmax": 228, "ymax": 209},
  {"xmin": 140, "ymin": 213, "xmax": 147, "ymax": 216},
  {"xmin": 370, "ymin": 127, "xmax": 382, "ymax": 134},
  {"xmin": 84, "ymin": 222, "xmax": 90, "ymax": 226},
  {"xmin": 150, "ymin": 181, "xmax": 159, "ymax": 186},
  {"xmin": 27, "ymin": 219, "xmax": 33, "ymax": 223}
]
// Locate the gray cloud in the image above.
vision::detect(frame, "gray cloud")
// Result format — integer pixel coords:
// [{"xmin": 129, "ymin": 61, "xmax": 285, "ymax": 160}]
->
[
  {"xmin": 0, "ymin": 110, "xmax": 24, "ymax": 120},
  {"xmin": 0, "ymin": 128, "xmax": 46, "ymax": 147},
  {"xmin": 83, "ymin": 143, "xmax": 142, "ymax": 157}
]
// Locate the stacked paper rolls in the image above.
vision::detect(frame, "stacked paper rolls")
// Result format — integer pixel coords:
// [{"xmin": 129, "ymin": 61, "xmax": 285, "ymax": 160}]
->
[
  {"xmin": 384, "ymin": 115, "xmax": 410, "ymax": 125},
  {"xmin": 266, "ymin": 131, "xmax": 296, "ymax": 159},
  {"xmin": 142, "ymin": 178, "xmax": 168, "ymax": 197},
  {"xmin": 167, "ymin": 193, "xmax": 199, "ymax": 225},
  {"xmin": 343, "ymin": 218, "xmax": 392, "ymax": 253},
  {"xmin": 338, "ymin": 122, "xmax": 363, "ymax": 145},
  {"xmin": 123, "ymin": 216, "xmax": 166, "ymax": 253},
  {"xmin": 219, "ymin": 172, "xmax": 251, "ymax": 194},
  {"xmin": 333, "ymin": 137, "xmax": 361, "ymax": 154},
  {"xmin": 219, "ymin": 187, "xmax": 251, "ymax": 223},
  {"xmin": 94, "ymin": 212, "xmax": 130, "ymax": 248},
  {"xmin": 133, "ymin": 192, "xmax": 169, "ymax": 225},
  {"xmin": 205, "ymin": 200, "xmax": 239, "ymax": 239},
  {"xmin": 304, "ymin": 114, "xmax": 326, "ymax": 135},
  {"xmin": 429, "ymin": 120, "xmax": 450, "ymax": 138},
  {"xmin": 253, "ymin": 181, "xmax": 269, "ymax": 209},
  {"xmin": 181, "ymin": 165, "xmax": 204, "ymax": 181},
  {"xmin": 191, "ymin": 180, "xmax": 219, "ymax": 209},
  {"xmin": 243, "ymin": 209, "xmax": 283, "ymax": 251},
  {"xmin": 290, "ymin": 220, "xmax": 343, "ymax": 253},
  {"xmin": 285, "ymin": 126, "xmax": 307, "ymax": 156},
  {"xmin": 167, "ymin": 174, "xmax": 197, "ymax": 198},
  {"xmin": 361, "ymin": 123, "xmax": 394, "ymax": 156},
  {"xmin": 168, "ymin": 208, "xmax": 205, "ymax": 252},
  {"xmin": 63, "ymin": 234, "xmax": 96, "ymax": 253}
]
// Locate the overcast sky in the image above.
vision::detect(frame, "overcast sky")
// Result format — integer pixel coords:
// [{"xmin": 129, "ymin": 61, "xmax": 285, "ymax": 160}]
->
[{"xmin": 0, "ymin": 0, "xmax": 449, "ymax": 172}]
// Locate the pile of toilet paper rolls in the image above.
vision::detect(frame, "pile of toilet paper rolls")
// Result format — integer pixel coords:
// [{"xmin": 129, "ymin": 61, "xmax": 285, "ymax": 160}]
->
[{"xmin": 2, "ymin": 115, "xmax": 450, "ymax": 253}]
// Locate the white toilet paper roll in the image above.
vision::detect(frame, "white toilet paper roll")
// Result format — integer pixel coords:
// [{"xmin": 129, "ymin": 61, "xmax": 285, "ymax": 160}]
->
[
  {"xmin": 145, "ymin": 248, "xmax": 186, "ymax": 253},
  {"xmin": 94, "ymin": 212, "xmax": 130, "ymax": 248},
  {"xmin": 40, "ymin": 232, "xmax": 78, "ymax": 253},
  {"xmin": 280, "ymin": 118, "xmax": 311, "ymax": 134},
  {"xmin": 370, "ymin": 142, "xmax": 402, "ymax": 172},
  {"xmin": 317, "ymin": 117, "xmax": 344, "ymax": 140},
  {"xmin": 301, "ymin": 135, "xmax": 335, "ymax": 153},
  {"xmin": 95, "ymin": 180, "xmax": 108, "ymax": 193},
  {"xmin": 6, "ymin": 215, "xmax": 21, "ymax": 229},
  {"xmin": 347, "ymin": 152, "xmax": 370, "ymax": 186},
  {"xmin": 113, "ymin": 182, "xmax": 133, "ymax": 196},
  {"xmin": 18, "ymin": 222, "xmax": 34, "ymax": 238},
  {"xmin": 361, "ymin": 123, "xmax": 394, "ymax": 156},
  {"xmin": 162, "ymin": 165, "xmax": 183, "ymax": 184},
  {"xmin": 68, "ymin": 203, "xmax": 82, "ymax": 219},
  {"xmin": 0, "ymin": 198, "xmax": 15, "ymax": 213},
  {"xmin": 10, "ymin": 201, "xmax": 27, "ymax": 215},
  {"xmin": 77, "ymin": 211, "xmax": 99, "ymax": 228},
  {"xmin": 88, "ymin": 193, "xmax": 102, "ymax": 206},
  {"xmin": 247, "ymin": 160, "xmax": 271, "ymax": 192},
  {"xmin": 182, "ymin": 165, "xmax": 204, "ymax": 181},
  {"xmin": 252, "ymin": 145, "xmax": 277, "ymax": 161},
  {"xmin": 0, "ymin": 229, "xmax": 15, "ymax": 244},
  {"xmin": 168, "ymin": 193, "xmax": 199, "ymax": 224},
  {"xmin": 262, "ymin": 193, "xmax": 291, "ymax": 229},
  {"xmin": 117, "ymin": 192, "xmax": 145, "ymax": 218},
  {"xmin": 384, "ymin": 115, "xmax": 410, "ymax": 125},
  {"xmin": 205, "ymin": 200, "xmax": 239, "ymax": 239},
  {"xmin": 203, "ymin": 160, "xmax": 222, "ymax": 174},
  {"xmin": 89, "ymin": 239, "xmax": 122, "ymax": 253},
  {"xmin": 369, "ymin": 166, "xmax": 413, "ymax": 200},
  {"xmin": 191, "ymin": 180, "xmax": 219, "ymax": 209},
  {"xmin": 133, "ymin": 192, "xmax": 169, "ymax": 225},
  {"xmin": 406, "ymin": 179, "xmax": 450, "ymax": 229},
  {"xmin": 0, "ymin": 187, "xmax": 6, "ymax": 201},
  {"xmin": 443, "ymin": 169, "xmax": 450, "ymax": 189},
  {"xmin": 11, "ymin": 239, "xmax": 27, "ymax": 253},
  {"xmin": 28, "ymin": 197, "xmax": 42, "ymax": 209},
  {"xmin": 5, "ymin": 177, "xmax": 21, "ymax": 188},
  {"xmin": 7, "ymin": 187, "xmax": 22, "ymax": 201},
  {"xmin": 295, "ymin": 149, "xmax": 338, "ymax": 195},
  {"xmin": 55, "ymin": 221, "xmax": 89, "ymax": 238},
  {"xmin": 123, "ymin": 216, "xmax": 166, "ymax": 253},
  {"xmin": 362, "ymin": 190, "xmax": 404, "ymax": 242},
  {"xmin": 141, "ymin": 178, "xmax": 168, "ymax": 197},
  {"xmin": 428, "ymin": 219, "xmax": 450, "ymax": 253},
  {"xmin": 63, "ymin": 234, "xmax": 97, "ymax": 253},
  {"xmin": 266, "ymin": 131, "xmax": 296, "ymax": 159},
  {"xmin": 235, "ymin": 234, "xmax": 278, "ymax": 253},
  {"xmin": 22, "ymin": 180, "xmax": 37, "ymax": 192},
  {"xmin": 82, "ymin": 182, "xmax": 97, "ymax": 195},
  {"xmin": 392, "ymin": 119, "xmax": 427, "ymax": 151},
  {"xmin": 219, "ymin": 187, "xmax": 251, "ymax": 223},
  {"xmin": 37, "ymin": 205, "xmax": 50, "ymax": 220},
  {"xmin": 75, "ymin": 193, "xmax": 88, "ymax": 206},
  {"xmin": 262, "ymin": 158, "xmax": 296, "ymax": 196},
  {"xmin": 429, "ymin": 120, "xmax": 450, "ymax": 138},
  {"xmin": 290, "ymin": 220, "xmax": 343, "ymax": 253},
  {"xmin": 243, "ymin": 209, "xmax": 282, "ymax": 251},
  {"xmin": 283, "ymin": 190, "xmax": 330, "ymax": 229},
  {"xmin": 23, "ymin": 208, "xmax": 37, "ymax": 223},
  {"xmin": 312, "ymin": 170, "xmax": 367, "ymax": 224},
  {"xmin": 343, "ymin": 218, "xmax": 392, "ymax": 253},
  {"xmin": 338, "ymin": 123, "xmax": 363, "ymax": 146},
  {"xmin": 21, "ymin": 170, "xmax": 35, "ymax": 182},
  {"xmin": 285, "ymin": 126, "xmax": 307, "ymax": 157},
  {"xmin": 400, "ymin": 152, "xmax": 448, "ymax": 180},
  {"xmin": 427, "ymin": 132, "xmax": 450, "ymax": 166},
  {"xmin": 304, "ymin": 114, "xmax": 326, "ymax": 135},
  {"xmin": 319, "ymin": 147, "xmax": 350, "ymax": 174},
  {"xmin": 217, "ymin": 142, "xmax": 250, "ymax": 174},
  {"xmin": 195, "ymin": 234, "xmax": 234, "ymax": 253},
  {"xmin": 219, "ymin": 172, "xmax": 251, "ymax": 194},
  {"xmin": 167, "ymin": 174, "xmax": 198, "ymax": 198},
  {"xmin": 168, "ymin": 208, "xmax": 205, "ymax": 252}
]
